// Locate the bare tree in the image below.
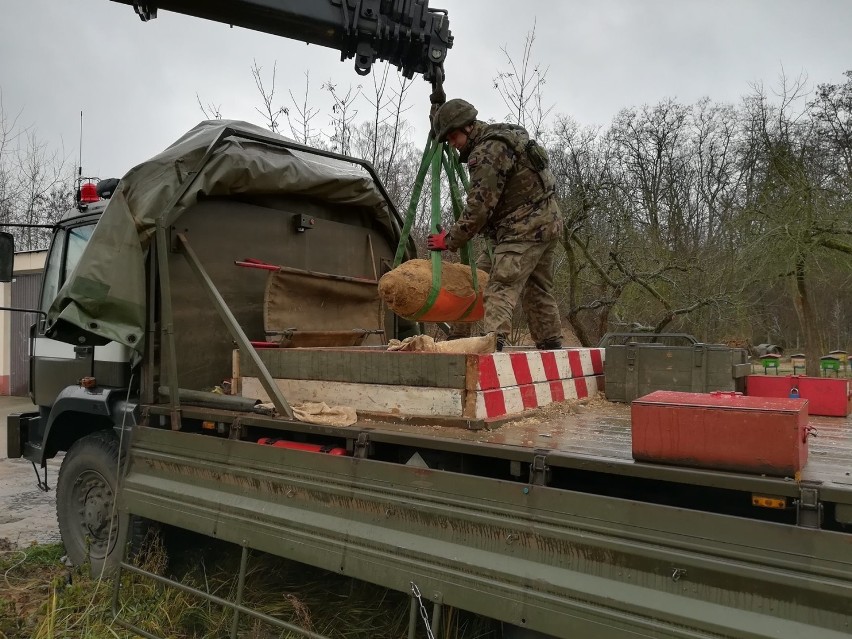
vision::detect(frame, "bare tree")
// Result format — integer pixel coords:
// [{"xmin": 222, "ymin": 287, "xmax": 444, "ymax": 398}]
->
[
  {"xmin": 195, "ymin": 93, "xmax": 223, "ymax": 120},
  {"xmin": 351, "ymin": 68, "xmax": 417, "ymax": 205},
  {"xmin": 811, "ymin": 70, "xmax": 852, "ymax": 182},
  {"xmin": 384, "ymin": 73, "xmax": 414, "ymax": 184},
  {"xmin": 550, "ymin": 98, "xmax": 754, "ymax": 345},
  {"xmin": 0, "ymin": 89, "xmax": 26, "ymax": 223},
  {"xmin": 550, "ymin": 117, "xmax": 615, "ymax": 344},
  {"xmin": 285, "ymin": 71, "xmax": 322, "ymax": 146},
  {"xmin": 0, "ymin": 92, "xmax": 71, "ymax": 250},
  {"xmin": 322, "ymin": 80, "xmax": 361, "ymax": 155},
  {"xmin": 251, "ymin": 59, "xmax": 289, "ymax": 134},
  {"xmin": 361, "ymin": 63, "xmax": 392, "ymax": 167},
  {"xmin": 492, "ymin": 21, "xmax": 553, "ymax": 139},
  {"xmin": 737, "ymin": 72, "xmax": 852, "ymax": 373}
]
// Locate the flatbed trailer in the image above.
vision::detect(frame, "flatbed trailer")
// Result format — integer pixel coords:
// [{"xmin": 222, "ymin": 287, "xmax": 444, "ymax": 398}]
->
[{"xmin": 115, "ymin": 394, "xmax": 852, "ymax": 639}]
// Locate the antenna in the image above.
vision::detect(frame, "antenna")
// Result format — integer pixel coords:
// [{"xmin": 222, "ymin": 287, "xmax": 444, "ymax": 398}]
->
[
  {"xmin": 76, "ymin": 111, "xmax": 83, "ymax": 207},
  {"xmin": 78, "ymin": 110, "xmax": 83, "ymax": 182}
]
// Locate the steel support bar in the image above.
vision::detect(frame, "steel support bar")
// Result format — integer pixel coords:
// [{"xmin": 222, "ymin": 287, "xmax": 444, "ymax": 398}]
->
[
  {"xmin": 408, "ymin": 595, "xmax": 419, "ymax": 639},
  {"xmin": 111, "ymin": 551, "xmax": 333, "ymax": 639},
  {"xmin": 229, "ymin": 545, "xmax": 250, "ymax": 639},
  {"xmin": 431, "ymin": 602, "xmax": 443, "ymax": 638},
  {"xmin": 235, "ymin": 260, "xmax": 379, "ymax": 285},
  {"xmin": 156, "ymin": 224, "xmax": 182, "ymax": 429},
  {"xmin": 176, "ymin": 232, "xmax": 294, "ymax": 419}
]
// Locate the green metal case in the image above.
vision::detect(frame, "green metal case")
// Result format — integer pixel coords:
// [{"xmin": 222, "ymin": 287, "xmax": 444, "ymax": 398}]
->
[{"xmin": 605, "ymin": 341, "xmax": 750, "ymax": 402}]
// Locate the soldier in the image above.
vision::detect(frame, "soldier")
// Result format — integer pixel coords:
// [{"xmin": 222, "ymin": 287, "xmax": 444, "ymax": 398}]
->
[{"xmin": 427, "ymin": 98, "xmax": 563, "ymax": 351}]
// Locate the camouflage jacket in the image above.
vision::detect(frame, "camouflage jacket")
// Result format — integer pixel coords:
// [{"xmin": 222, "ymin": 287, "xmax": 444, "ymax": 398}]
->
[{"xmin": 445, "ymin": 121, "xmax": 563, "ymax": 251}]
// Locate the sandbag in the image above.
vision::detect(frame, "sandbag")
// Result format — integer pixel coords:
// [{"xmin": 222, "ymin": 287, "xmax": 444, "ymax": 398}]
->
[
  {"xmin": 378, "ymin": 259, "xmax": 487, "ymax": 322},
  {"xmin": 387, "ymin": 333, "xmax": 497, "ymax": 354},
  {"xmin": 255, "ymin": 401, "xmax": 358, "ymax": 426}
]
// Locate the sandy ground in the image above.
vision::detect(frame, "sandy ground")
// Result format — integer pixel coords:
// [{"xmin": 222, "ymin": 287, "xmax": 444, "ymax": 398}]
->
[{"xmin": 0, "ymin": 397, "xmax": 62, "ymax": 548}]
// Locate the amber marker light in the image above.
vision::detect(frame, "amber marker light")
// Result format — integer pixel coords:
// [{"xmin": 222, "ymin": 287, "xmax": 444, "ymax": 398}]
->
[{"xmin": 751, "ymin": 495, "xmax": 787, "ymax": 509}]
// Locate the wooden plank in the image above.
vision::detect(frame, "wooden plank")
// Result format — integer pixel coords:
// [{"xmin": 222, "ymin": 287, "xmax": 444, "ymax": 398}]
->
[
  {"xmin": 241, "ymin": 376, "xmax": 464, "ymax": 417},
  {"xmin": 465, "ymin": 353, "xmax": 480, "ymax": 394},
  {"xmin": 463, "ymin": 383, "xmax": 477, "ymax": 419},
  {"xmin": 240, "ymin": 349, "xmax": 468, "ymax": 389}
]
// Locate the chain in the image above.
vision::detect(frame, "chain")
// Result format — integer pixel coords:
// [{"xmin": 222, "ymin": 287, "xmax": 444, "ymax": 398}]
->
[{"xmin": 410, "ymin": 582, "xmax": 436, "ymax": 639}]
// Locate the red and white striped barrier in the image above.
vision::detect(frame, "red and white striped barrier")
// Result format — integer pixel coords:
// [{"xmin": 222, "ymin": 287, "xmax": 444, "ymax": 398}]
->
[
  {"xmin": 474, "ymin": 348, "xmax": 604, "ymax": 390},
  {"xmin": 471, "ymin": 374, "xmax": 604, "ymax": 419}
]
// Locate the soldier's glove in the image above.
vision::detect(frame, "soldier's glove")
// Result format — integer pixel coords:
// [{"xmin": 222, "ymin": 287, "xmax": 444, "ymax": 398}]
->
[{"xmin": 426, "ymin": 225, "xmax": 449, "ymax": 251}]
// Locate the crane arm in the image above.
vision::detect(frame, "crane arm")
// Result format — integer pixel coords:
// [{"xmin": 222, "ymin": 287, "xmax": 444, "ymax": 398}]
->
[{"xmin": 112, "ymin": 0, "xmax": 452, "ymax": 101}]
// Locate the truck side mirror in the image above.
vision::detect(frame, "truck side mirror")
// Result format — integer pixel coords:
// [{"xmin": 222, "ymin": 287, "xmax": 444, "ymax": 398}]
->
[{"xmin": 0, "ymin": 232, "xmax": 14, "ymax": 283}]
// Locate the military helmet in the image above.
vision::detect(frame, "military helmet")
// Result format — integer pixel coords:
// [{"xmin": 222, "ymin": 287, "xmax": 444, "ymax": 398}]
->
[{"xmin": 432, "ymin": 99, "xmax": 478, "ymax": 141}]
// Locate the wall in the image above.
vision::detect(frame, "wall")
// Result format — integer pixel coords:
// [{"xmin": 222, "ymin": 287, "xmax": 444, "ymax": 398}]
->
[{"xmin": 0, "ymin": 251, "xmax": 46, "ymax": 395}]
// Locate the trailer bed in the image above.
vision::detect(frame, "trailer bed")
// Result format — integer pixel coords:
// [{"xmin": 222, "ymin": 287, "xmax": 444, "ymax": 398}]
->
[
  {"xmin": 148, "ymin": 396, "xmax": 852, "ymax": 514},
  {"xmin": 133, "ymin": 398, "xmax": 852, "ymax": 638},
  {"xmin": 363, "ymin": 398, "xmax": 852, "ymax": 506}
]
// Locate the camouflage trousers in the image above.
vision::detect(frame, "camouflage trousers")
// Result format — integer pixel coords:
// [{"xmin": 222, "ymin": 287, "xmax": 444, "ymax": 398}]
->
[{"xmin": 448, "ymin": 239, "xmax": 562, "ymax": 344}]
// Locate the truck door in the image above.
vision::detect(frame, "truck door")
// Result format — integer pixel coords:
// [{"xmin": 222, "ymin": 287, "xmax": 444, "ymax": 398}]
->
[{"xmin": 31, "ymin": 221, "xmax": 130, "ymax": 407}]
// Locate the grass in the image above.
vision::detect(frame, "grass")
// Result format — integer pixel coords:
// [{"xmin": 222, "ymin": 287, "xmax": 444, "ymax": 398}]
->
[{"xmin": 0, "ymin": 532, "xmax": 499, "ymax": 639}]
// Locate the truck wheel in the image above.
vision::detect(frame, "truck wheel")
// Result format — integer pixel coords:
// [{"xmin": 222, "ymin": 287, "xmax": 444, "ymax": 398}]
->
[{"xmin": 56, "ymin": 429, "xmax": 134, "ymax": 575}]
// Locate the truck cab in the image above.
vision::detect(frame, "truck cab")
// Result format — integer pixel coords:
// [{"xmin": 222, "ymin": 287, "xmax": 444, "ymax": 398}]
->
[
  {"xmin": 7, "ymin": 191, "xmax": 133, "ymax": 457},
  {"xmin": 33, "ymin": 205, "xmax": 133, "ymax": 408}
]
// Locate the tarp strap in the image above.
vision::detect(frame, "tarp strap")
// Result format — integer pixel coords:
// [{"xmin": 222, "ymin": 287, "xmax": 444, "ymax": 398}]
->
[
  {"xmin": 393, "ymin": 138, "xmax": 436, "ymax": 269},
  {"xmin": 442, "ymin": 147, "xmax": 478, "ymax": 292},
  {"xmin": 449, "ymin": 147, "xmax": 471, "ymax": 192},
  {"xmin": 410, "ymin": 145, "xmax": 445, "ymax": 320},
  {"xmin": 450, "ymin": 146, "xmax": 492, "ymax": 264},
  {"xmin": 391, "ymin": 136, "xmax": 480, "ymax": 321},
  {"xmin": 441, "ymin": 148, "xmax": 481, "ymax": 322}
]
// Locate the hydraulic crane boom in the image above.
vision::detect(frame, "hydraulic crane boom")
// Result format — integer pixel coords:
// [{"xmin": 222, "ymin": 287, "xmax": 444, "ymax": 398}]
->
[{"xmin": 112, "ymin": 0, "xmax": 452, "ymax": 101}]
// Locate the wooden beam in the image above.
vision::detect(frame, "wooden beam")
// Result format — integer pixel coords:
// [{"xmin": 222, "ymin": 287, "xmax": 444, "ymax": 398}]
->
[
  {"xmin": 239, "ymin": 349, "xmax": 468, "ymax": 389},
  {"xmin": 241, "ymin": 377, "xmax": 464, "ymax": 418}
]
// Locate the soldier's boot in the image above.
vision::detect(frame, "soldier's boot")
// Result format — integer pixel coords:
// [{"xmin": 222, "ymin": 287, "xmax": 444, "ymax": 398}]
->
[
  {"xmin": 536, "ymin": 337, "xmax": 562, "ymax": 350},
  {"xmin": 495, "ymin": 333, "xmax": 507, "ymax": 352},
  {"xmin": 483, "ymin": 332, "xmax": 506, "ymax": 352}
]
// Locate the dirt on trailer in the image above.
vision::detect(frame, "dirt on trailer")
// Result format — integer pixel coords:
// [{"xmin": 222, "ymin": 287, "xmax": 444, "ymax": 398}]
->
[{"xmin": 378, "ymin": 259, "xmax": 489, "ymax": 317}]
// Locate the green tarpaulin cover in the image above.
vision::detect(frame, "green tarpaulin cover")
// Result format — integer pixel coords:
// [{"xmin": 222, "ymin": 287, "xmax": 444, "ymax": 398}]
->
[{"xmin": 46, "ymin": 120, "xmax": 406, "ymax": 354}]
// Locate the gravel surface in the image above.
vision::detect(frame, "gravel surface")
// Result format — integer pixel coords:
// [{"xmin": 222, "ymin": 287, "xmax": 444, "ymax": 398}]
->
[{"xmin": 0, "ymin": 397, "xmax": 62, "ymax": 548}]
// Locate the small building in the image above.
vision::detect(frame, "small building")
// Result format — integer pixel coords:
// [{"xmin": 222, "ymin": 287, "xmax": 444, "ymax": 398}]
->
[{"xmin": 0, "ymin": 250, "xmax": 46, "ymax": 396}]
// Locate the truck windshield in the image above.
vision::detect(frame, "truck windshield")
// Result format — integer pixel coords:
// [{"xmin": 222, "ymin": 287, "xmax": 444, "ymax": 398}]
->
[{"xmin": 40, "ymin": 223, "xmax": 96, "ymax": 312}]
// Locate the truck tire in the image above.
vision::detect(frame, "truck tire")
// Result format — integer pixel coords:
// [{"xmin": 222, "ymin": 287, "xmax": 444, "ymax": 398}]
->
[{"xmin": 56, "ymin": 429, "xmax": 140, "ymax": 575}]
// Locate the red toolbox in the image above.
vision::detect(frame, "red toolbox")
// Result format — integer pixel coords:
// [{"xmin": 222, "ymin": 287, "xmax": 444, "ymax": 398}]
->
[
  {"xmin": 746, "ymin": 375, "xmax": 851, "ymax": 417},
  {"xmin": 631, "ymin": 391, "xmax": 810, "ymax": 476}
]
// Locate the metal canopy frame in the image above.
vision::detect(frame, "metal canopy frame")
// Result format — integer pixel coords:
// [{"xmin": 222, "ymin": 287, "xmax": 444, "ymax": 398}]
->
[{"xmin": 144, "ymin": 125, "xmax": 410, "ymax": 427}]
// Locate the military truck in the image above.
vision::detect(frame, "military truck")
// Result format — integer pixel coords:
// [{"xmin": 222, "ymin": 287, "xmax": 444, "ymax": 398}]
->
[
  {"xmin": 3, "ymin": 2, "xmax": 852, "ymax": 638},
  {"xmin": 5, "ymin": 121, "xmax": 852, "ymax": 639}
]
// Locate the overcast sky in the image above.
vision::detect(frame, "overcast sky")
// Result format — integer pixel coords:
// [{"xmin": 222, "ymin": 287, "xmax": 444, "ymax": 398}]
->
[{"xmin": 2, "ymin": 0, "xmax": 851, "ymax": 180}]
